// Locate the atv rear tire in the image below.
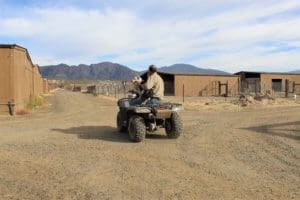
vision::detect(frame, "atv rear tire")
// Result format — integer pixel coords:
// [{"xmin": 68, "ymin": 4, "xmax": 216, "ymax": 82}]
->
[
  {"xmin": 128, "ymin": 115, "xmax": 146, "ymax": 142},
  {"xmin": 117, "ymin": 111, "xmax": 127, "ymax": 133},
  {"xmin": 165, "ymin": 112, "xmax": 183, "ymax": 139}
]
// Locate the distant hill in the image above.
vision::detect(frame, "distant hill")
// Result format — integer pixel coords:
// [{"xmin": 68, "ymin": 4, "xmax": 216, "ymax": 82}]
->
[
  {"xmin": 41, "ymin": 62, "xmax": 232, "ymax": 80},
  {"xmin": 41, "ymin": 62, "xmax": 138, "ymax": 80},
  {"xmin": 290, "ymin": 70, "xmax": 300, "ymax": 73},
  {"xmin": 158, "ymin": 64, "xmax": 230, "ymax": 75}
]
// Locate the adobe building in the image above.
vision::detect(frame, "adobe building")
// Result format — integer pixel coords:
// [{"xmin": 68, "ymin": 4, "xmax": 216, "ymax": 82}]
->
[
  {"xmin": 0, "ymin": 44, "xmax": 48, "ymax": 115},
  {"xmin": 142, "ymin": 72, "xmax": 240, "ymax": 97},
  {"xmin": 235, "ymin": 71, "xmax": 300, "ymax": 95}
]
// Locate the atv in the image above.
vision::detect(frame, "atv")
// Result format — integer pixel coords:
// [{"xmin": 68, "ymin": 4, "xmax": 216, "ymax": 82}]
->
[{"xmin": 116, "ymin": 90, "xmax": 183, "ymax": 142}]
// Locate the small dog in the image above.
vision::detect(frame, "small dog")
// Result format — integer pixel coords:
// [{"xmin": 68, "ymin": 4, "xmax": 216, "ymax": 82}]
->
[{"xmin": 131, "ymin": 76, "xmax": 143, "ymax": 96}]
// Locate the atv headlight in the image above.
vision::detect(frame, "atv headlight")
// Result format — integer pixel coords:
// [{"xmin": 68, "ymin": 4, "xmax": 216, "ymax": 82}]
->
[{"xmin": 134, "ymin": 107, "xmax": 151, "ymax": 113}]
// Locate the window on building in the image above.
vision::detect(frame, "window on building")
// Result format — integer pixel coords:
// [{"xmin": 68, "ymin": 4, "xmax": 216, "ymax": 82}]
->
[{"xmin": 272, "ymin": 79, "xmax": 282, "ymax": 91}]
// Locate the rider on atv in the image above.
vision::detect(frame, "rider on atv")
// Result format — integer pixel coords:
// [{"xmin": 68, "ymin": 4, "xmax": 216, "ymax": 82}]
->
[
  {"xmin": 117, "ymin": 65, "xmax": 183, "ymax": 142},
  {"xmin": 131, "ymin": 65, "xmax": 164, "ymax": 105}
]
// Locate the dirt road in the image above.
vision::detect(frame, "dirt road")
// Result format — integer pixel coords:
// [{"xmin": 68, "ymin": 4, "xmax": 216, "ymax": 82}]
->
[{"xmin": 0, "ymin": 91, "xmax": 299, "ymax": 199}]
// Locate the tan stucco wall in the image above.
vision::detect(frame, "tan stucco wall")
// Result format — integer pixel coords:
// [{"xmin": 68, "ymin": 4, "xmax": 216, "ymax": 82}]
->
[
  {"xmin": 0, "ymin": 46, "xmax": 46, "ymax": 114},
  {"xmin": 12, "ymin": 47, "xmax": 34, "ymax": 108},
  {"xmin": 33, "ymin": 66, "xmax": 43, "ymax": 96},
  {"xmin": 0, "ymin": 48, "xmax": 14, "ymax": 113},
  {"xmin": 174, "ymin": 75, "xmax": 240, "ymax": 97},
  {"xmin": 260, "ymin": 74, "xmax": 300, "ymax": 92}
]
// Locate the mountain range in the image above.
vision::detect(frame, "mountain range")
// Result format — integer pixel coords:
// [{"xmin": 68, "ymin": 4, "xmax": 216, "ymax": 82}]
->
[
  {"xmin": 40, "ymin": 62, "xmax": 299, "ymax": 80},
  {"xmin": 41, "ymin": 62, "xmax": 139, "ymax": 80},
  {"xmin": 159, "ymin": 64, "xmax": 230, "ymax": 75},
  {"xmin": 40, "ymin": 62, "xmax": 230, "ymax": 80},
  {"xmin": 290, "ymin": 70, "xmax": 300, "ymax": 73}
]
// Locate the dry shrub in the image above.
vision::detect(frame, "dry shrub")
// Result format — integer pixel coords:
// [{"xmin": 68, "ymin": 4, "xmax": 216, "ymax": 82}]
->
[{"xmin": 27, "ymin": 95, "xmax": 44, "ymax": 109}]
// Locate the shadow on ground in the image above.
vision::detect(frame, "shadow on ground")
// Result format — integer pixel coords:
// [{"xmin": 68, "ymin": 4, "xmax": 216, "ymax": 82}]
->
[
  {"xmin": 146, "ymin": 133, "xmax": 168, "ymax": 139},
  {"xmin": 240, "ymin": 121, "xmax": 300, "ymax": 140},
  {"xmin": 52, "ymin": 126, "xmax": 168, "ymax": 142},
  {"xmin": 52, "ymin": 126, "xmax": 130, "ymax": 143}
]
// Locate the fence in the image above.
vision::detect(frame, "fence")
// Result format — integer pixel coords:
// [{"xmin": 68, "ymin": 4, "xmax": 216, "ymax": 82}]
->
[
  {"xmin": 85, "ymin": 81, "xmax": 133, "ymax": 98},
  {"xmin": 198, "ymin": 81, "xmax": 236, "ymax": 97},
  {"xmin": 287, "ymin": 81, "xmax": 300, "ymax": 95}
]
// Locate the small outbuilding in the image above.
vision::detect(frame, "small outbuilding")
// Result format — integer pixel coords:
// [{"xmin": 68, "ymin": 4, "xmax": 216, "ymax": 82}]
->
[{"xmin": 235, "ymin": 71, "xmax": 300, "ymax": 95}]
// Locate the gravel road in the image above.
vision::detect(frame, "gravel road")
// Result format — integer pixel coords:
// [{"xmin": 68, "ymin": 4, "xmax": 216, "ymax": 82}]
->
[{"xmin": 0, "ymin": 91, "xmax": 299, "ymax": 199}]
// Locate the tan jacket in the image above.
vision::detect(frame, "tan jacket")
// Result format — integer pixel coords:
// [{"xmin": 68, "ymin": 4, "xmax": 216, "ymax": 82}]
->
[{"xmin": 142, "ymin": 72, "xmax": 164, "ymax": 99}]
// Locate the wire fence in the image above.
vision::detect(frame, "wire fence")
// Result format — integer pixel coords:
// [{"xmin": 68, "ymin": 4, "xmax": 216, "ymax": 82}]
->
[
  {"xmin": 66, "ymin": 79, "xmax": 300, "ymax": 101},
  {"xmin": 86, "ymin": 81, "xmax": 133, "ymax": 98}
]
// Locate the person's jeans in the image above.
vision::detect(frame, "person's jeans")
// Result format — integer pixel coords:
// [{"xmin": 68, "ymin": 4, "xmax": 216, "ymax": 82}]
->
[
  {"xmin": 130, "ymin": 97, "xmax": 141, "ymax": 105},
  {"xmin": 148, "ymin": 97, "xmax": 161, "ymax": 105}
]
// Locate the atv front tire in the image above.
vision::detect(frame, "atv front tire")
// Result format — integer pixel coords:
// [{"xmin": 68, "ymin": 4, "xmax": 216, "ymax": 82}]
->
[
  {"xmin": 165, "ymin": 112, "xmax": 183, "ymax": 139},
  {"xmin": 128, "ymin": 115, "xmax": 146, "ymax": 142},
  {"xmin": 117, "ymin": 111, "xmax": 127, "ymax": 133}
]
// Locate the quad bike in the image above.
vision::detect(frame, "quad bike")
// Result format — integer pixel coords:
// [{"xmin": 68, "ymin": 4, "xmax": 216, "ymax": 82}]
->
[{"xmin": 117, "ymin": 90, "xmax": 183, "ymax": 142}]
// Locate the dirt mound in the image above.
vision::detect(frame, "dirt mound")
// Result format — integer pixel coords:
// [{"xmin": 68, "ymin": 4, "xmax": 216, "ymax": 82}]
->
[{"xmin": 234, "ymin": 93, "xmax": 275, "ymax": 107}]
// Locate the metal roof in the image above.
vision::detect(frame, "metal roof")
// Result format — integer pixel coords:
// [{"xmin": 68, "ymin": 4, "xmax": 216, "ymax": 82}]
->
[
  {"xmin": 0, "ymin": 44, "xmax": 42, "ymax": 75},
  {"xmin": 0, "ymin": 44, "xmax": 27, "ymax": 50},
  {"xmin": 157, "ymin": 71, "xmax": 239, "ymax": 77},
  {"xmin": 141, "ymin": 71, "xmax": 239, "ymax": 77},
  {"xmin": 235, "ymin": 71, "xmax": 300, "ymax": 75}
]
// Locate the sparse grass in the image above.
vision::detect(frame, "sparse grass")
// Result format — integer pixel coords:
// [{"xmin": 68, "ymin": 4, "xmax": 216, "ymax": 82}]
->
[
  {"xmin": 27, "ymin": 95, "xmax": 44, "ymax": 109},
  {"xmin": 43, "ymin": 93, "xmax": 53, "ymax": 97}
]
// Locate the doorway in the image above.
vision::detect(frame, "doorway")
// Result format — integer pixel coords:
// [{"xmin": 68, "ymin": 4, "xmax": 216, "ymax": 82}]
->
[{"xmin": 272, "ymin": 79, "xmax": 282, "ymax": 91}]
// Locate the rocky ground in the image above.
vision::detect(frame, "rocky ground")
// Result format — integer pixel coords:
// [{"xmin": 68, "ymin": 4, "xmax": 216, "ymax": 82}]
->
[{"xmin": 0, "ymin": 91, "xmax": 299, "ymax": 199}]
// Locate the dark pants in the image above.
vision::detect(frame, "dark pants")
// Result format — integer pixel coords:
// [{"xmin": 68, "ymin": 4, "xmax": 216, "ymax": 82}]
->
[
  {"xmin": 148, "ymin": 97, "xmax": 160, "ymax": 105},
  {"xmin": 130, "ymin": 98, "xmax": 141, "ymax": 105},
  {"xmin": 130, "ymin": 97, "xmax": 161, "ymax": 106}
]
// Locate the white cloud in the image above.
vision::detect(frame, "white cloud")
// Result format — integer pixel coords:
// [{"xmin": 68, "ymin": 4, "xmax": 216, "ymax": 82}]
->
[
  {"xmin": 0, "ymin": 0, "xmax": 299, "ymax": 72},
  {"xmin": 195, "ymin": 51, "xmax": 300, "ymax": 72}
]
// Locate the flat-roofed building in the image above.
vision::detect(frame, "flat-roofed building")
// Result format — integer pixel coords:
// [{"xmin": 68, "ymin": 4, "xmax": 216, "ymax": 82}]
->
[
  {"xmin": 0, "ymin": 44, "xmax": 47, "ymax": 114},
  {"xmin": 141, "ymin": 72, "xmax": 240, "ymax": 97},
  {"xmin": 235, "ymin": 71, "xmax": 300, "ymax": 95}
]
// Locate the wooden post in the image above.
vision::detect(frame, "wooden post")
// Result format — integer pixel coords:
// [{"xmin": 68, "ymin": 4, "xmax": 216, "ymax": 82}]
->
[
  {"xmin": 8, "ymin": 101, "xmax": 15, "ymax": 116},
  {"xmin": 285, "ymin": 79, "xmax": 289, "ymax": 98},
  {"xmin": 238, "ymin": 78, "xmax": 241, "ymax": 95},
  {"xmin": 214, "ymin": 81, "xmax": 217, "ymax": 96},
  {"xmin": 293, "ymin": 82, "xmax": 295, "ymax": 93},
  {"xmin": 226, "ymin": 81, "xmax": 229, "ymax": 97},
  {"xmin": 182, "ymin": 84, "xmax": 185, "ymax": 103}
]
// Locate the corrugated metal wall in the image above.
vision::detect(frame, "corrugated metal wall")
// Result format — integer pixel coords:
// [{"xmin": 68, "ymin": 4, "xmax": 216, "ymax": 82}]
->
[{"xmin": 0, "ymin": 46, "xmax": 49, "ymax": 114}]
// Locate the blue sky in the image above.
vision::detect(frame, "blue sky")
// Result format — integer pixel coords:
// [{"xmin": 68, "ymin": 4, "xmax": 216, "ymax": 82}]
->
[{"xmin": 0, "ymin": 0, "xmax": 300, "ymax": 72}]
